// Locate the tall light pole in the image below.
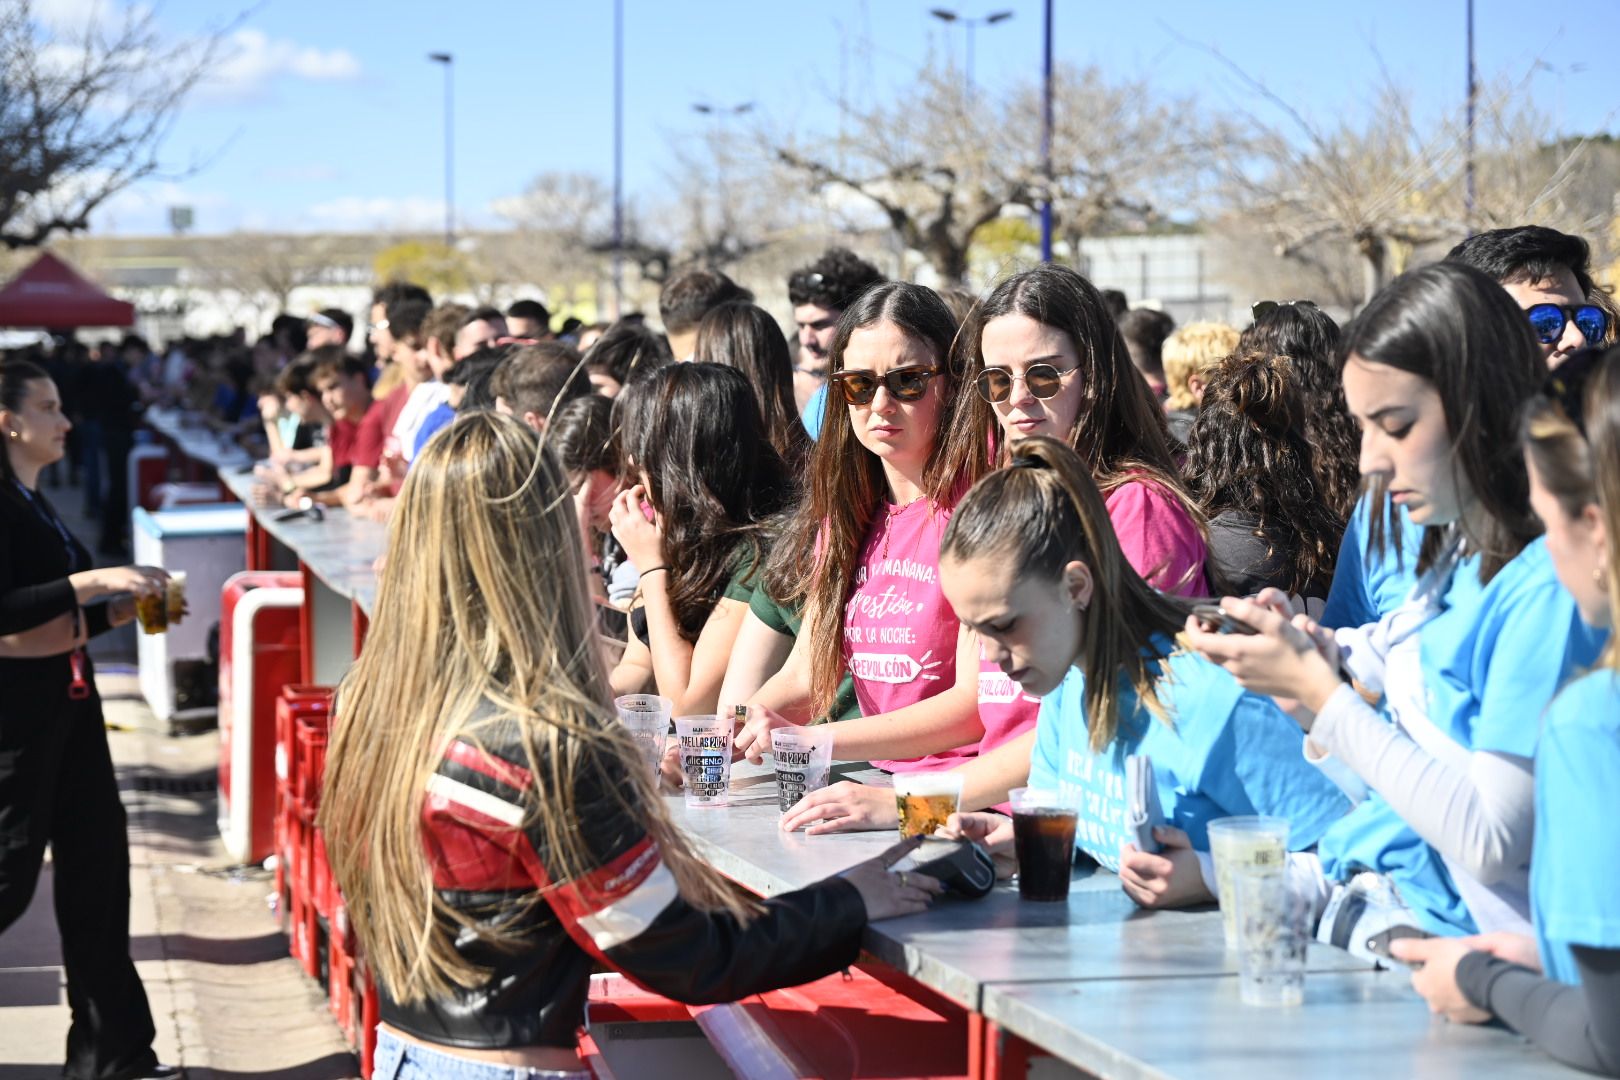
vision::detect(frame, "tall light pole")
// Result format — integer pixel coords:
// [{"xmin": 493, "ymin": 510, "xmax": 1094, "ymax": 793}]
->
[
  {"xmin": 1039, "ymin": 0, "xmax": 1053, "ymax": 263},
  {"xmin": 611, "ymin": 0, "xmax": 624, "ymax": 318},
  {"xmin": 928, "ymin": 8, "xmax": 1014, "ymax": 99},
  {"xmin": 692, "ymin": 101, "xmax": 754, "ymax": 264},
  {"xmin": 428, "ymin": 52, "xmax": 454, "ymax": 248},
  {"xmin": 1463, "ymin": 0, "xmax": 1476, "ymax": 236}
]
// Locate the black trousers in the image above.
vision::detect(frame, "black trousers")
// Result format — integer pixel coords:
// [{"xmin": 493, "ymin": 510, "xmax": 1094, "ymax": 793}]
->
[{"xmin": 0, "ymin": 674, "xmax": 157, "ymax": 1079}]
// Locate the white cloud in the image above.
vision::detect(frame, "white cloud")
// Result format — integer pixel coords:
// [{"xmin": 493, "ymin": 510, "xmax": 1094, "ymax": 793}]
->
[
  {"xmin": 303, "ymin": 196, "xmax": 447, "ymax": 232},
  {"xmin": 200, "ymin": 28, "xmax": 361, "ymax": 103}
]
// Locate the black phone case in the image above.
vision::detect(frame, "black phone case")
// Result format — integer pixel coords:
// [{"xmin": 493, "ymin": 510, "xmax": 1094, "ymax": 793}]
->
[{"xmin": 903, "ymin": 838, "xmax": 997, "ymax": 899}]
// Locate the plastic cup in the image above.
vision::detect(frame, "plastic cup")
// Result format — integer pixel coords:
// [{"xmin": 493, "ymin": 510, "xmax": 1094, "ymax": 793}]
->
[
  {"xmin": 1231, "ymin": 866, "xmax": 1310, "ymax": 1006},
  {"xmin": 614, "ymin": 694, "xmax": 671, "ymax": 773},
  {"xmin": 165, "ymin": 571, "xmax": 187, "ymax": 626},
  {"xmin": 1209, "ymin": 816, "xmax": 1291, "ymax": 949},
  {"xmin": 1009, "ymin": 787, "xmax": 1077, "ymax": 902},
  {"xmin": 675, "ymin": 714, "xmax": 735, "ymax": 808},
  {"xmin": 770, "ymin": 727, "xmax": 834, "ymax": 813},
  {"xmin": 134, "ymin": 589, "xmax": 167, "ymax": 635},
  {"xmin": 893, "ymin": 771, "xmax": 963, "ymax": 839}
]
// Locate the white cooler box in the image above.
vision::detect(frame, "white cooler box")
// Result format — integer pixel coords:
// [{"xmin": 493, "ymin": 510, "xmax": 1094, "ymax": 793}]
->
[{"xmin": 133, "ymin": 504, "xmax": 248, "ymax": 730}]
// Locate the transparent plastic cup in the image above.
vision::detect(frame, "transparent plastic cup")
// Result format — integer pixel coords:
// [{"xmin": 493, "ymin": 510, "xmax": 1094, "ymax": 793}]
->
[
  {"xmin": 1009, "ymin": 787, "xmax": 1077, "ymax": 902},
  {"xmin": 614, "ymin": 694, "xmax": 672, "ymax": 773},
  {"xmin": 893, "ymin": 771, "xmax": 963, "ymax": 839},
  {"xmin": 135, "ymin": 590, "xmax": 167, "ymax": 634},
  {"xmin": 770, "ymin": 727, "xmax": 834, "ymax": 813},
  {"xmin": 675, "ymin": 714, "xmax": 735, "ymax": 808},
  {"xmin": 1209, "ymin": 816, "xmax": 1291, "ymax": 949},
  {"xmin": 1232, "ymin": 866, "xmax": 1310, "ymax": 1006}
]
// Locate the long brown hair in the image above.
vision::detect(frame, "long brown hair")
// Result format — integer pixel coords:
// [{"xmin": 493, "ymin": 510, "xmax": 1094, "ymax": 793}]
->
[
  {"xmin": 693, "ymin": 301, "xmax": 812, "ymax": 471},
  {"xmin": 1185, "ymin": 349, "xmax": 1344, "ymax": 596},
  {"xmin": 797, "ymin": 282, "xmax": 981, "ymax": 718},
  {"xmin": 1342, "ymin": 262, "xmax": 1545, "ymax": 583},
  {"xmin": 941, "ymin": 436, "xmax": 1189, "ymax": 752},
  {"xmin": 1524, "ymin": 345, "xmax": 1620, "ymax": 671},
  {"xmin": 320, "ymin": 412, "xmax": 756, "ymax": 1003}
]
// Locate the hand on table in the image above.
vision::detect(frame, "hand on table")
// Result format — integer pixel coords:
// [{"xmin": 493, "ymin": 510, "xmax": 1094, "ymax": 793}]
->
[
  {"xmin": 838, "ymin": 836, "xmax": 943, "ymax": 921},
  {"xmin": 608, "ymin": 484, "xmax": 663, "ymax": 571},
  {"xmin": 1119, "ymin": 826, "xmax": 1212, "ymax": 909},
  {"xmin": 1182, "ymin": 596, "xmax": 1344, "ymax": 722},
  {"xmin": 1388, "ymin": 936, "xmax": 1493, "ymax": 1024},
  {"xmin": 733, "ymin": 704, "xmax": 795, "ymax": 764},
  {"xmin": 1456, "ymin": 931, "xmax": 1541, "ymax": 972},
  {"xmin": 779, "ymin": 781, "xmax": 895, "ymax": 835}
]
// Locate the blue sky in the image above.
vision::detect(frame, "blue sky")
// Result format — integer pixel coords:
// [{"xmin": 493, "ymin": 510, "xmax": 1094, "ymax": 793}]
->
[{"xmin": 49, "ymin": 0, "xmax": 1620, "ymax": 236}]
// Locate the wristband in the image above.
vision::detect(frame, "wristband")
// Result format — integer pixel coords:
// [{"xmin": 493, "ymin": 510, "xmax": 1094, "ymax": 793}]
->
[{"xmin": 640, "ymin": 566, "xmax": 669, "ymax": 576}]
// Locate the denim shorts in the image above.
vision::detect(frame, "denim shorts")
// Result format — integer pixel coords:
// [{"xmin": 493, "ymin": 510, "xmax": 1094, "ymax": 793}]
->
[{"xmin": 372, "ymin": 1029, "xmax": 591, "ymax": 1080}]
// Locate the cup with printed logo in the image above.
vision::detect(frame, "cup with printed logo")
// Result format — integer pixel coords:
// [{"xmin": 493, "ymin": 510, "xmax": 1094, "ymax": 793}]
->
[
  {"xmin": 1208, "ymin": 816, "xmax": 1291, "ymax": 950},
  {"xmin": 614, "ymin": 695, "xmax": 671, "ymax": 773},
  {"xmin": 165, "ymin": 570, "xmax": 187, "ymax": 627},
  {"xmin": 1231, "ymin": 865, "xmax": 1310, "ymax": 1006},
  {"xmin": 893, "ymin": 771, "xmax": 963, "ymax": 839},
  {"xmin": 770, "ymin": 727, "xmax": 834, "ymax": 813},
  {"xmin": 675, "ymin": 714, "xmax": 735, "ymax": 808},
  {"xmin": 1009, "ymin": 787, "xmax": 1078, "ymax": 902}
]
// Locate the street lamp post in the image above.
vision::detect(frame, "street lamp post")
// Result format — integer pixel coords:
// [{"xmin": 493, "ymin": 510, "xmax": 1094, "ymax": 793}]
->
[
  {"xmin": 611, "ymin": 0, "xmax": 624, "ymax": 318},
  {"xmin": 1040, "ymin": 0, "xmax": 1053, "ymax": 263},
  {"xmin": 428, "ymin": 52, "xmax": 454, "ymax": 248},
  {"xmin": 929, "ymin": 7, "xmax": 1014, "ymax": 100},
  {"xmin": 692, "ymin": 102, "xmax": 754, "ymax": 264}
]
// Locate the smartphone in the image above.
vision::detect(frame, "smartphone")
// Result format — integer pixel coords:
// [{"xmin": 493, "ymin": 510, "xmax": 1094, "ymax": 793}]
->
[
  {"xmin": 1191, "ymin": 603, "xmax": 1259, "ymax": 635},
  {"xmin": 1364, "ymin": 924, "xmax": 1434, "ymax": 968}
]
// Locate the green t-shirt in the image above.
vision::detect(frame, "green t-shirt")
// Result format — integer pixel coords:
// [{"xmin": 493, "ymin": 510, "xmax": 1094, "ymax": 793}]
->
[{"xmin": 748, "ymin": 581, "xmax": 862, "ymax": 722}]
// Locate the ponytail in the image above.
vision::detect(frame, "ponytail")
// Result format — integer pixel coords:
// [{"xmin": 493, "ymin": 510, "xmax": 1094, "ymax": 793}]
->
[{"xmin": 941, "ymin": 436, "xmax": 1188, "ymax": 752}]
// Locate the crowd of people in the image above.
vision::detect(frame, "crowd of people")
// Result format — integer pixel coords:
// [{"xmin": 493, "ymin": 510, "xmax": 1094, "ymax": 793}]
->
[{"xmin": 2, "ymin": 222, "xmax": 1619, "ymax": 1078}]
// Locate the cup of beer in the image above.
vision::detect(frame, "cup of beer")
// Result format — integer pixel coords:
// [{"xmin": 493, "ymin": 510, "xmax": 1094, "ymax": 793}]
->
[
  {"xmin": 893, "ymin": 772, "xmax": 963, "ymax": 839},
  {"xmin": 135, "ymin": 583, "xmax": 167, "ymax": 635},
  {"xmin": 1208, "ymin": 816, "xmax": 1291, "ymax": 949},
  {"xmin": 1009, "ymin": 787, "xmax": 1078, "ymax": 902},
  {"xmin": 165, "ymin": 571, "xmax": 187, "ymax": 627}
]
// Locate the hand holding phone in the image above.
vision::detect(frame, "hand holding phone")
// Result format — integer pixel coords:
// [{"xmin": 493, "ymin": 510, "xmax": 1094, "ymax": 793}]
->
[
  {"xmin": 1191, "ymin": 603, "xmax": 1260, "ymax": 636},
  {"xmin": 1364, "ymin": 924, "xmax": 1435, "ymax": 969}
]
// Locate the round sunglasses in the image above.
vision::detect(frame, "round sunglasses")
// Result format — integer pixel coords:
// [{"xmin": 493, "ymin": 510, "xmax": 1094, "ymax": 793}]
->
[
  {"xmin": 974, "ymin": 362, "xmax": 1078, "ymax": 404},
  {"xmin": 1527, "ymin": 303, "xmax": 1608, "ymax": 348},
  {"xmin": 828, "ymin": 365, "xmax": 940, "ymax": 405}
]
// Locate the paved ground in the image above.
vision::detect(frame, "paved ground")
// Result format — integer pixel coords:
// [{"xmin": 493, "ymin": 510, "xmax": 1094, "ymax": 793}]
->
[{"xmin": 0, "ymin": 477, "xmax": 357, "ymax": 1079}]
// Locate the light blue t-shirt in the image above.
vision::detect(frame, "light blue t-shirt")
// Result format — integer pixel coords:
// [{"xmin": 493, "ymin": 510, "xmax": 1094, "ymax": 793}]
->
[
  {"xmin": 801, "ymin": 383, "xmax": 828, "ymax": 440},
  {"xmin": 1318, "ymin": 537, "xmax": 1608, "ymax": 934},
  {"xmin": 1028, "ymin": 639, "xmax": 1351, "ymax": 872},
  {"xmin": 1321, "ymin": 492, "xmax": 1423, "ymax": 631},
  {"xmin": 1534, "ymin": 670, "xmax": 1620, "ymax": 985}
]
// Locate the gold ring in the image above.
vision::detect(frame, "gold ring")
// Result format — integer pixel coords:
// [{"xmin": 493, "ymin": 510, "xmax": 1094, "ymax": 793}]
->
[{"xmin": 899, "ymin": 871, "xmax": 909, "ymax": 889}]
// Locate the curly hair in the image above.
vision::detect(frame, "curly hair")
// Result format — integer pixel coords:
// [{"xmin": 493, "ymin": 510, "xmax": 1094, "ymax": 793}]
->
[
  {"xmin": 1239, "ymin": 301, "xmax": 1359, "ymax": 518},
  {"xmin": 787, "ymin": 248, "xmax": 886, "ymax": 311},
  {"xmin": 1184, "ymin": 349, "xmax": 1344, "ymax": 596},
  {"xmin": 1163, "ymin": 321, "xmax": 1240, "ymax": 410}
]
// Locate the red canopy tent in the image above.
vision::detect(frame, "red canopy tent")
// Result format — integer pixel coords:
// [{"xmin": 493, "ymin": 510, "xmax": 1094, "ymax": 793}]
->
[{"xmin": 0, "ymin": 251, "xmax": 135, "ymax": 329}]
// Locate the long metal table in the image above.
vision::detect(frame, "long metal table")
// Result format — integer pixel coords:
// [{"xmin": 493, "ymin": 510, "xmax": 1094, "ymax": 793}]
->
[{"xmin": 216, "ymin": 479, "xmax": 1573, "ymax": 1079}]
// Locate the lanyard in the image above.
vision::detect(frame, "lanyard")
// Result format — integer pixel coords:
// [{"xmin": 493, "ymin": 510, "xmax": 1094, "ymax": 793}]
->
[
  {"xmin": 12, "ymin": 480, "xmax": 82, "ymax": 572},
  {"xmin": 11, "ymin": 481, "xmax": 90, "ymax": 699}
]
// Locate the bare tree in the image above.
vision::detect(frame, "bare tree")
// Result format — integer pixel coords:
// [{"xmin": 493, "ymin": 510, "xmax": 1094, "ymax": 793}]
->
[
  {"xmin": 1203, "ymin": 46, "xmax": 1612, "ymax": 304},
  {"xmin": 0, "ymin": 1, "xmax": 225, "ymax": 249},
  {"xmin": 774, "ymin": 59, "xmax": 1033, "ymax": 287}
]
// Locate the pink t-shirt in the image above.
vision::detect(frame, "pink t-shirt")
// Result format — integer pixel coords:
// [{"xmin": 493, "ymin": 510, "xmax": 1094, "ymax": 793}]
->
[
  {"xmin": 1105, "ymin": 479, "xmax": 1209, "ymax": 598},
  {"xmin": 844, "ymin": 499, "xmax": 977, "ymax": 774},
  {"xmin": 976, "ymin": 654, "xmax": 1041, "ymax": 813}
]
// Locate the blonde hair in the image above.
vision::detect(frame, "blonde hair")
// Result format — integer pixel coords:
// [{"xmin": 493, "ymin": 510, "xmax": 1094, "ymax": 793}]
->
[
  {"xmin": 941, "ymin": 436, "xmax": 1189, "ymax": 752},
  {"xmin": 1162, "ymin": 322, "xmax": 1240, "ymax": 411},
  {"xmin": 319, "ymin": 411, "xmax": 757, "ymax": 1003}
]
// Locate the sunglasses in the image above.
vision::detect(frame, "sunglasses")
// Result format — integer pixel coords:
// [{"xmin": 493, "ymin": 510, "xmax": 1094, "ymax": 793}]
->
[
  {"xmin": 1526, "ymin": 303, "xmax": 1608, "ymax": 348},
  {"xmin": 829, "ymin": 365, "xmax": 939, "ymax": 405},
  {"xmin": 975, "ymin": 362, "xmax": 1078, "ymax": 403}
]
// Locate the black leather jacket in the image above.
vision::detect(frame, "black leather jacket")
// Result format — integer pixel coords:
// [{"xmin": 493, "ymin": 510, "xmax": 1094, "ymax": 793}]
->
[{"xmin": 378, "ymin": 720, "xmax": 869, "ymax": 1050}]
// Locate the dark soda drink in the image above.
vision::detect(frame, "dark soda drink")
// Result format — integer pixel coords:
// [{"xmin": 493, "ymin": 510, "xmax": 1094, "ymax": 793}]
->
[{"xmin": 1013, "ymin": 808, "xmax": 1078, "ymax": 902}]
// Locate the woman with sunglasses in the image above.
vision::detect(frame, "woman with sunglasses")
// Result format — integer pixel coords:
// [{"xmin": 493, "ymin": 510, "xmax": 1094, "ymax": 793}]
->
[
  {"xmin": 724, "ymin": 284, "xmax": 996, "ymax": 823},
  {"xmin": 1188, "ymin": 263, "xmax": 1607, "ymax": 941},
  {"xmin": 1392, "ymin": 347, "xmax": 1620, "ymax": 1077}
]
